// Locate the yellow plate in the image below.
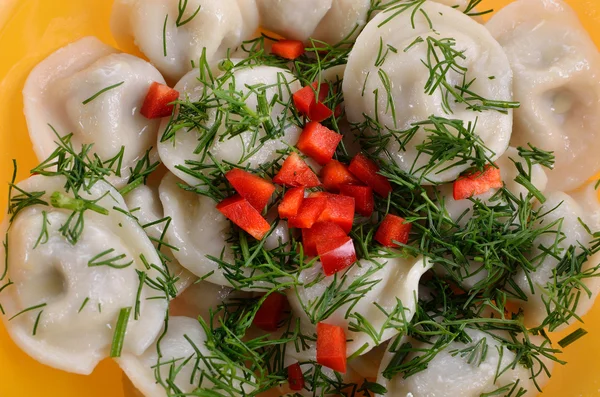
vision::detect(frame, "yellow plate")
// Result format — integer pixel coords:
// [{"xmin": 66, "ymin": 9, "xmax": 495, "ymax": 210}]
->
[{"xmin": 1, "ymin": 0, "xmax": 600, "ymax": 396}]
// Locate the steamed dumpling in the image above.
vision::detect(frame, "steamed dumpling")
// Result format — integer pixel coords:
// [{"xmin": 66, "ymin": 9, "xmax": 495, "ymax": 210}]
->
[
  {"xmin": 487, "ymin": 0, "xmax": 600, "ymax": 191},
  {"xmin": 111, "ymin": 0, "xmax": 259, "ymax": 82},
  {"xmin": 23, "ymin": 36, "xmax": 164, "ymax": 189},
  {"xmin": 157, "ymin": 62, "xmax": 302, "ymax": 188},
  {"xmin": 0, "ymin": 175, "xmax": 167, "ymax": 374},
  {"xmin": 343, "ymin": 2, "xmax": 513, "ymax": 183}
]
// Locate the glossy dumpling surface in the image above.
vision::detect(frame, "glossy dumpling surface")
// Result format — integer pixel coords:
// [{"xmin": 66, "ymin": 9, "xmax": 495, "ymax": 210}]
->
[
  {"xmin": 23, "ymin": 36, "xmax": 164, "ymax": 189},
  {"xmin": 343, "ymin": 2, "xmax": 513, "ymax": 183},
  {"xmin": 487, "ymin": 0, "xmax": 600, "ymax": 191},
  {"xmin": 111, "ymin": 0, "xmax": 259, "ymax": 82},
  {"xmin": 0, "ymin": 176, "xmax": 167, "ymax": 374}
]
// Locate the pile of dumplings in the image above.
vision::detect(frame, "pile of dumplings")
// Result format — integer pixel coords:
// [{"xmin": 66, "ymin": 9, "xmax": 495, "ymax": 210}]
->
[{"xmin": 2, "ymin": 0, "xmax": 600, "ymax": 396}]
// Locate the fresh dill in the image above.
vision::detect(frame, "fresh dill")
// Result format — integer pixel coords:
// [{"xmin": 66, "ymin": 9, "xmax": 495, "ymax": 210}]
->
[
  {"xmin": 175, "ymin": 0, "xmax": 201, "ymax": 27},
  {"xmin": 82, "ymin": 81, "xmax": 124, "ymax": 105},
  {"xmin": 110, "ymin": 307, "xmax": 132, "ymax": 358},
  {"xmin": 88, "ymin": 248, "xmax": 134, "ymax": 269}
]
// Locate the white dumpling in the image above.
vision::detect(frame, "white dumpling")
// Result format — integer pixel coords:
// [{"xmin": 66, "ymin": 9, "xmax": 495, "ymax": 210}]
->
[
  {"xmin": 118, "ymin": 316, "xmax": 255, "ymax": 397},
  {"xmin": 158, "ymin": 63, "xmax": 302, "ymax": 188},
  {"xmin": 487, "ymin": 0, "xmax": 600, "ymax": 192},
  {"xmin": 23, "ymin": 37, "xmax": 164, "ymax": 189},
  {"xmin": 124, "ymin": 183, "xmax": 195, "ymax": 294},
  {"xmin": 287, "ymin": 255, "xmax": 432, "ymax": 359},
  {"xmin": 0, "ymin": 175, "xmax": 167, "ymax": 374},
  {"xmin": 111, "ymin": 0, "xmax": 259, "ymax": 83},
  {"xmin": 343, "ymin": 2, "xmax": 513, "ymax": 183},
  {"xmin": 312, "ymin": 0, "xmax": 371, "ymax": 44},
  {"xmin": 512, "ymin": 187, "xmax": 600, "ymax": 329},
  {"xmin": 376, "ymin": 328, "xmax": 552, "ymax": 397},
  {"xmin": 169, "ymin": 279, "xmax": 234, "ymax": 320},
  {"xmin": 257, "ymin": 0, "xmax": 333, "ymax": 41}
]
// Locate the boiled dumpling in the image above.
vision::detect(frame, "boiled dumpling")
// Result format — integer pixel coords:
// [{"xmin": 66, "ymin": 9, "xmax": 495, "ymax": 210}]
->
[
  {"xmin": 23, "ymin": 36, "xmax": 165, "ymax": 189},
  {"xmin": 0, "ymin": 175, "xmax": 167, "ymax": 374},
  {"xmin": 118, "ymin": 316, "xmax": 255, "ymax": 397},
  {"xmin": 111, "ymin": 0, "xmax": 259, "ymax": 83},
  {"xmin": 376, "ymin": 328, "xmax": 552, "ymax": 397},
  {"xmin": 157, "ymin": 62, "xmax": 302, "ymax": 188},
  {"xmin": 287, "ymin": 254, "xmax": 432, "ymax": 359},
  {"xmin": 487, "ymin": 0, "xmax": 600, "ymax": 192},
  {"xmin": 343, "ymin": 1, "xmax": 513, "ymax": 183},
  {"xmin": 169, "ymin": 279, "xmax": 235, "ymax": 320},
  {"xmin": 257, "ymin": 0, "xmax": 334, "ymax": 42}
]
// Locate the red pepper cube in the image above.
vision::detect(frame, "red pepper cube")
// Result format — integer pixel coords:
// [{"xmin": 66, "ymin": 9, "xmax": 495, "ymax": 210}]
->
[
  {"xmin": 288, "ymin": 196, "xmax": 328, "ymax": 229},
  {"xmin": 287, "ymin": 363, "xmax": 305, "ymax": 391},
  {"xmin": 253, "ymin": 292, "xmax": 287, "ymax": 332},
  {"xmin": 317, "ymin": 322, "xmax": 347, "ymax": 373},
  {"xmin": 225, "ymin": 168, "xmax": 275, "ymax": 211},
  {"xmin": 297, "ymin": 122, "xmax": 343, "ymax": 166},
  {"xmin": 348, "ymin": 153, "xmax": 393, "ymax": 197},
  {"xmin": 317, "ymin": 236, "xmax": 356, "ymax": 276},
  {"xmin": 293, "ymin": 82, "xmax": 329, "ymax": 115},
  {"xmin": 271, "ymin": 40, "xmax": 305, "ymax": 60},
  {"xmin": 216, "ymin": 195, "xmax": 271, "ymax": 240},
  {"xmin": 453, "ymin": 165, "xmax": 503, "ymax": 200},
  {"xmin": 273, "ymin": 153, "xmax": 320, "ymax": 188},
  {"xmin": 311, "ymin": 192, "xmax": 355, "ymax": 233},
  {"xmin": 301, "ymin": 222, "xmax": 348, "ymax": 257},
  {"xmin": 278, "ymin": 187, "xmax": 305, "ymax": 219},
  {"xmin": 140, "ymin": 82, "xmax": 179, "ymax": 119},
  {"xmin": 321, "ymin": 160, "xmax": 360, "ymax": 192},
  {"xmin": 308, "ymin": 101, "xmax": 334, "ymax": 122},
  {"xmin": 339, "ymin": 185, "xmax": 374, "ymax": 217},
  {"xmin": 375, "ymin": 214, "xmax": 412, "ymax": 247}
]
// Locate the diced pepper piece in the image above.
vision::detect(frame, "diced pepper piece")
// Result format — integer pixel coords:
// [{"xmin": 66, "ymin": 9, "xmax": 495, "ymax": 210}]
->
[
  {"xmin": 216, "ymin": 195, "xmax": 271, "ymax": 240},
  {"xmin": 317, "ymin": 236, "xmax": 356, "ymax": 276},
  {"xmin": 321, "ymin": 160, "xmax": 360, "ymax": 192},
  {"xmin": 293, "ymin": 82, "xmax": 329, "ymax": 115},
  {"xmin": 297, "ymin": 122, "xmax": 343, "ymax": 165},
  {"xmin": 271, "ymin": 40, "xmax": 305, "ymax": 60},
  {"xmin": 253, "ymin": 293, "xmax": 287, "ymax": 332},
  {"xmin": 288, "ymin": 196, "xmax": 328, "ymax": 229},
  {"xmin": 311, "ymin": 192, "xmax": 355, "ymax": 233},
  {"xmin": 374, "ymin": 214, "xmax": 412, "ymax": 247},
  {"xmin": 339, "ymin": 185, "xmax": 374, "ymax": 217},
  {"xmin": 308, "ymin": 101, "xmax": 333, "ymax": 122},
  {"xmin": 348, "ymin": 153, "xmax": 393, "ymax": 197},
  {"xmin": 453, "ymin": 165, "xmax": 503, "ymax": 200},
  {"xmin": 287, "ymin": 363, "xmax": 305, "ymax": 391},
  {"xmin": 273, "ymin": 153, "xmax": 320, "ymax": 188},
  {"xmin": 302, "ymin": 222, "xmax": 347, "ymax": 257},
  {"xmin": 317, "ymin": 322, "xmax": 347, "ymax": 373},
  {"xmin": 225, "ymin": 168, "xmax": 275, "ymax": 211},
  {"xmin": 140, "ymin": 82, "xmax": 179, "ymax": 119},
  {"xmin": 278, "ymin": 187, "xmax": 305, "ymax": 219}
]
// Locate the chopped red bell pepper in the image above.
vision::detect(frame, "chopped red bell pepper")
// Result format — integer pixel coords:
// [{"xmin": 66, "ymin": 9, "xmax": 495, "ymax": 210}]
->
[
  {"xmin": 216, "ymin": 195, "xmax": 271, "ymax": 240},
  {"xmin": 316, "ymin": 322, "xmax": 347, "ymax": 373},
  {"xmin": 140, "ymin": 82, "xmax": 179, "ymax": 119},
  {"xmin": 278, "ymin": 187, "xmax": 305, "ymax": 219},
  {"xmin": 317, "ymin": 236, "xmax": 356, "ymax": 276},
  {"xmin": 453, "ymin": 165, "xmax": 503, "ymax": 200},
  {"xmin": 348, "ymin": 153, "xmax": 393, "ymax": 197},
  {"xmin": 253, "ymin": 292, "xmax": 287, "ymax": 332},
  {"xmin": 321, "ymin": 160, "xmax": 360, "ymax": 192},
  {"xmin": 293, "ymin": 82, "xmax": 329, "ymax": 116},
  {"xmin": 296, "ymin": 122, "xmax": 343, "ymax": 165},
  {"xmin": 311, "ymin": 192, "xmax": 355, "ymax": 233},
  {"xmin": 339, "ymin": 185, "xmax": 374, "ymax": 217},
  {"xmin": 273, "ymin": 153, "xmax": 320, "ymax": 188},
  {"xmin": 225, "ymin": 168, "xmax": 275, "ymax": 211},
  {"xmin": 301, "ymin": 222, "xmax": 348, "ymax": 256},
  {"xmin": 271, "ymin": 40, "xmax": 305, "ymax": 60},
  {"xmin": 288, "ymin": 196, "xmax": 328, "ymax": 229},
  {"xmin": 308, "ymin": 101, "xmax": 334, "ymax": 123},
  {"xmin": 374, "ymin": 214, "xmax": 412, "ymax": 247},
  {"xmin": 287, "ymin": 362, "xmax": 305, "ymax": 391}
]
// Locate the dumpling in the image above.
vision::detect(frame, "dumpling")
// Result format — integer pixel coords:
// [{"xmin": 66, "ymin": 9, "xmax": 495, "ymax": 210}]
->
[
  {"xmin": 343, "ymin": 1, "xmax": 513, "ymax": 183},
  {"xmin": 257, "ymin": 0, "xmax": 333, "ymax": 42},
  {"xmin": 376, "ymin": 328, "xmax": 552, "ymax": 397},
  {"xmin": 311, "ymin": 0, "xmax": 371, "ymax": 44},
  {"xmin": 511, "ymin": 187, "xmax": 600, "ymax": 330},
  {"xmin": 118, "ymin": 316, "xmax": 255, "ymax": 397},
  {"xmin": 169, "ymin": 279, "xmax": 234, "ymax": 320},
  {"xmin": 0, "ymin": 175, "xmax": 167, "ymax": 374},
  {"xmin": 123, "ymin": 182, "xmax": 195, "ymax": 294},
  {"xmin": 486, "ymin": 0, "xmax": 600, "ymax": 192},
  {"xmin": 157, "ymin": 62, "xmax": 302, "ymax": 188},
  {"xmin": 23, "ymin": 36, "xmax": 165, "ymax": 189},
  {"xmin": 111, "ymin": 0, "xmax": 259, "ymax": 83},
  {"xmin": 287, "ymin": 254, "xmax": 432, "ymax": 359}
]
